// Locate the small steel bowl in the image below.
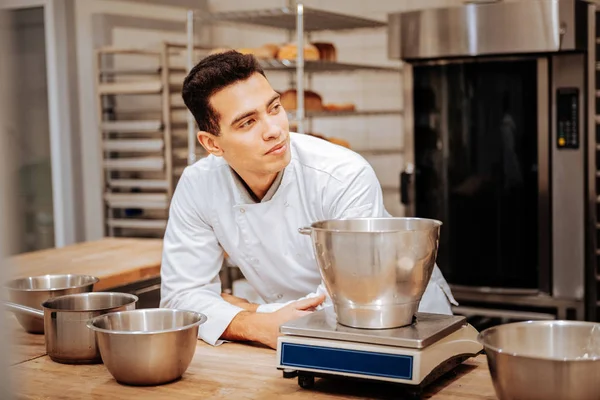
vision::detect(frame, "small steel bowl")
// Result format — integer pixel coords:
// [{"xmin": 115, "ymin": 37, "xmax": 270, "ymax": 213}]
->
[
  {"xmin": 87, "ymin": 308, "xmax": 207, "ymax": 386},
  {"xmin": 4, "ymin": 274, "xmax": 99, "ymax": 333},
  {"xmin": 478, "ymin": 320, "xmax": 600, "ymax": 400}
]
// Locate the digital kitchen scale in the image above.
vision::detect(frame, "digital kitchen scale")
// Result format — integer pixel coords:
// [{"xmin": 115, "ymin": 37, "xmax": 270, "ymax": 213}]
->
[{"xmin": 276, "ymin": 308, "xmax": 483, "ymax": 397}]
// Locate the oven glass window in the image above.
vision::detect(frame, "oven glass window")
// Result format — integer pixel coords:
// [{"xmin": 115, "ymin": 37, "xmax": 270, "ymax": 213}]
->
[{"xmin": 413, "ymin": 60, "xmax": 539, "ymax": 290}]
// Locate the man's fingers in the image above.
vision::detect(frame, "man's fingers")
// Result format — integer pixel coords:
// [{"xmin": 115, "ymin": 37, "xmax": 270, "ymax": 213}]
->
[{"xmin": 293, "ymin": 294, "xmax": 326, "ymax": 310}]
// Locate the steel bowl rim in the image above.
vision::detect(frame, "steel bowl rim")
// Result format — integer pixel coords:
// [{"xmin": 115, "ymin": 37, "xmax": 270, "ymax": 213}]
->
[
  {"xmin": 4, "ymin": 274, "xmax": 100, "ymax": 292},
  {"xmin": 86, "ymin": 308, "xmax": 207, "ymax": 335},
  {"xmin": 477, "ymin": 320, "xmax": 600, "ymax": 362},
  {"xmin": 42, "ymin": 292, "xmax": 139, "ymax": 312},
  {"xmin": 307, "ymin": 217, "xmax": 443, "ymax": 234}
]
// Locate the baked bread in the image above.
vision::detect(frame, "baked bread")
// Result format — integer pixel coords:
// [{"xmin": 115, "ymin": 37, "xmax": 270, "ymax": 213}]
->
[
  {"xmin": 328, "ymin": 137, "xmax": 351, "ymax": 149},
  {"xmin": 280, "ymin": 89, "xmax": 323, "ymax": 111},
  {"xmin": 311, "ymin": 42, "xmax": 337, "ymax": 61},
  {"xmin": 260, "ymin": 43, "xmax": 280, "ymax": 58},
  {"xmin": 323, "ymin": 103, "xmax": 356, "ymax": 112},
  {"xmin": 277, "ymin": 43, "xmax": 320, "ymax": 61}
]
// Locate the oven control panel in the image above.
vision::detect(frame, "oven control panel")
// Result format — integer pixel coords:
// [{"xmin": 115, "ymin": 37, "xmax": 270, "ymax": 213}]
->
[{"xmin": 556, "ymin": 88, "xmax": 579, "ymax": 149}]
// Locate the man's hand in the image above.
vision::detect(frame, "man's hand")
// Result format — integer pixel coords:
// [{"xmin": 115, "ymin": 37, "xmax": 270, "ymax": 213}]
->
[
  {"xmin": 221, "ymin": 294, "xmax": 326, "ymax": 349},
  {"xmin": 221, "ymin": 293, "xmax": 259, "ymax": 312}
]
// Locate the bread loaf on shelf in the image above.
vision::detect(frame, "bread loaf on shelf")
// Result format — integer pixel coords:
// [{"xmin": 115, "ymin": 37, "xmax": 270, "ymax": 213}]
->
[
  {"xmin": 306, "ymin": 133, "xmax": 351, "ymax": 149},
  {"xmin": 323, "ymin": 103, "xmax": 356, "ymax": 112},
  {"xmin": 280, "ymin": 89, "xmax": 323, "ymax": 111},
  {"xmin": 311, "ymin": 42, "xmax": 337, "ymax": 62},
  {"xmin": 277, "ymin": 43, "xmax": 320, "ymax": 61}
]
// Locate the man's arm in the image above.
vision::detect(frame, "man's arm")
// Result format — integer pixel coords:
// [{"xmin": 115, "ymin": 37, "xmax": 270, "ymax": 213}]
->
[{"xmin": 160, "ymin": 168, "xmax": 245, "ymax": 345}]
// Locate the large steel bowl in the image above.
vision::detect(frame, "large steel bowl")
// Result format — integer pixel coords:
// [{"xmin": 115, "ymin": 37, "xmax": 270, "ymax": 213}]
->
[
  {"xmin": 299, "ymin": 217, "xmax": 441, "ymax": 329},
  {"xmin": 87, "ymin": 308, "xmax": 207, "ymax": 386},
  {"xmin": 478, "ymin": 320, "xmax": 600, "ymax": 400},
  {"xmin": 4, "ymin": 274, "xmax": 99, "ymax": 333}
]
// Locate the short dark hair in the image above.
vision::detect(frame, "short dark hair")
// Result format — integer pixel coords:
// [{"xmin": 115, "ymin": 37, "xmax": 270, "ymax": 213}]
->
[{"xmin": 181, "ymin": 50, "xmax": 266, "ymax": 135}]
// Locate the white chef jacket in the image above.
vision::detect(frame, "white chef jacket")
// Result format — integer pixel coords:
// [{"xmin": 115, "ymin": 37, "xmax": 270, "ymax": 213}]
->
[{"xmin": 160, "ymin": 132, "xmax": 458, "ymax": 345}]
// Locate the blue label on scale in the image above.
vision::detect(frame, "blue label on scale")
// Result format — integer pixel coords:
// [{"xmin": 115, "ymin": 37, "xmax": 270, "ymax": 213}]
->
[{"xmin": 280, "ymin": 342, "xmax": 413, "ymax": 380}]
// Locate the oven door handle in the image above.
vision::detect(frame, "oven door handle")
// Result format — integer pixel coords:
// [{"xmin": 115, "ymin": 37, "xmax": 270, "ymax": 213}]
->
[{"xmin": 400, "ymin": 164, "xmax": 414, "ymax": 205}]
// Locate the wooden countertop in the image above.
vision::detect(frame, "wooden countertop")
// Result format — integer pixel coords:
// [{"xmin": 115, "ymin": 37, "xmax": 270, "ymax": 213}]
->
[
  {"xmin": 7, "ymin": 314, "xmax": 45, "ymax": 366},
  {"xmin": 11, "ymin": 338, "xmax": 497, "ymax": 399},
  {"xmin": 7, "ymin": 238, "xmax": 163, "ymax": 291}
]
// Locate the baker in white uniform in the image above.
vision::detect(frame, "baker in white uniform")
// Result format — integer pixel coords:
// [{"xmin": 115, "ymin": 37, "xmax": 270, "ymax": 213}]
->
[{"xmin": 160, "ymin": 50, "xmax": 457, "ymax": 349}]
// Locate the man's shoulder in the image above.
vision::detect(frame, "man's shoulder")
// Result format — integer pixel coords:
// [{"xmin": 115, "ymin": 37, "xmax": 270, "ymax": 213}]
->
[
  {"xmin": 176, "ymin": 155, "xmax": 231, "ymax": 199},
  {"xmin": 290, "ymin": 132, "xmax": 371, "ymax": 183},
  {"xmin": 182, "ymin": 154, "xmax": 229, "ymax": 178}
]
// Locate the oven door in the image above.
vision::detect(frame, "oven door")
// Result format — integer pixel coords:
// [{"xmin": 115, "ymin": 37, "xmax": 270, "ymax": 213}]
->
[{"xmin": 401, "ymin": 56, "xmax": 551, "ymax": 294}]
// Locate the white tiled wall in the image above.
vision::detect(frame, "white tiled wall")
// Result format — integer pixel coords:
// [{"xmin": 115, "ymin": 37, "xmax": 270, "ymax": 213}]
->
[{"xmin": 206, "ymin": 0, "xmax": 465, "ymax": 217}]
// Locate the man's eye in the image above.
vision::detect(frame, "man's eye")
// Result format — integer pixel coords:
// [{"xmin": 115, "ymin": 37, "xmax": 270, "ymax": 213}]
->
[
  {"xmin": 270, "ymin": 104, "xmax": 281, "ymax": 113},
  {"xmin": 240, "ymin": 119, "xmax": 255, "ymax": 128}
]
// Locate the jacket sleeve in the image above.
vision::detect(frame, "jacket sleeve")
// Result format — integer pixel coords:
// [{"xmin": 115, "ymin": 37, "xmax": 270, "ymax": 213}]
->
[{"xmin": 160, "ymin": 169, "xmax": 244, "ymax": 345}]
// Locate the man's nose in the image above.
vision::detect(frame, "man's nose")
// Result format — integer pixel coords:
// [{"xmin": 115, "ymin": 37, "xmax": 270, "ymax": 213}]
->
[{"xmin": 263, "ymin": 118, "xmax": 282, "ymax": 141}]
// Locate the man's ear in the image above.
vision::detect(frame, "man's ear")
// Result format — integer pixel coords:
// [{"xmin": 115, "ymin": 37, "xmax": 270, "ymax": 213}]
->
[{"xmin": 197, "ymin": 131, "xmax": 223, "ymax": 157}]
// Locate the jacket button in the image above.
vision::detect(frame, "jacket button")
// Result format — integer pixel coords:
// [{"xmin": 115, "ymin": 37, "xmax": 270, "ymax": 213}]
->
[
  {"xmin": 276, "ymin": 294, "xmax": 283, "ymax": 299},
  {"xmin": 240, "ymin": 208, "xmax": 245, "ymax": 213}
]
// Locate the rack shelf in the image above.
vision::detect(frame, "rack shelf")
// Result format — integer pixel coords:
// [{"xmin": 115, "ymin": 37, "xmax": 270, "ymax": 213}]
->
[
  {"xmin": 288, "ymin": 109, "xmax": 403, "ymax": 119},
  {"xmin": 260, "ymin": 59, "xmax": 400, "ymax": 73},
  {"xmin": 194, "ymin": 6, "xmax": 386, "ymax": 32},
  {"xmin": 107, "ymin": 218, "xmax": 167, "ymax": 230}
]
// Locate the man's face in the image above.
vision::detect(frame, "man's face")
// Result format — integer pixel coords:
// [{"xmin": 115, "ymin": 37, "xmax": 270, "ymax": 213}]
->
[{"xmin": 201, "ymin": 73, "xmax": 291, "ymax": 177}]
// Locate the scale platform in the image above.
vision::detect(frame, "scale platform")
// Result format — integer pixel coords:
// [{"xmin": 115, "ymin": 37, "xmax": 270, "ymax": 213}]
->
[{"xmin": 276, "ymin": 308, "xmax": 483, "ymax": 396}]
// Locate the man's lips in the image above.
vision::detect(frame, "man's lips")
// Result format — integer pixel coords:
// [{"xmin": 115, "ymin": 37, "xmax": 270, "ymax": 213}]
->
[{"xmin": 266, "ymin": 141, "xmax": 286, "ymax": 155}]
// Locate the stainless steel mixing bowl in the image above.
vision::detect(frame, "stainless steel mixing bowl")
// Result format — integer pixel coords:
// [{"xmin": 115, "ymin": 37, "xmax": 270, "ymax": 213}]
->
[
  {"xmin": 299, "ymin": 217, "xmax": 442, "ymax": 329},
  {"xmin": 4, "ymin": 274, "xmax": 99, "ymax": 333},
  {"xmin": 87, "ymin": 308, "xmax": 207, "ymax": 386},
  {"xmin": 478, "ymin": 320, "xmax": 600, "ymax": 400}
]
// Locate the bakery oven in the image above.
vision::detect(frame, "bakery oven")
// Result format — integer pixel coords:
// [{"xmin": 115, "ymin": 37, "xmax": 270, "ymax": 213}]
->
[{"xmin": 388, "ymin": 0, "xmax": 599, "ymax": 322}]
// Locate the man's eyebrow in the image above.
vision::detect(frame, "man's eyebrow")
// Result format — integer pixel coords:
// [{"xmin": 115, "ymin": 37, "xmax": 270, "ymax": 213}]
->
[
  {"xmin": 267, "ymin": 93, "xmax": 280, "ymax": 106},
  {"xmin": 229, "ymin": 94, "xmax": 281, "ymax": 127},
  {"xmin": 230, "ymin": 109, "xmax": 257, "ymax": 127}
]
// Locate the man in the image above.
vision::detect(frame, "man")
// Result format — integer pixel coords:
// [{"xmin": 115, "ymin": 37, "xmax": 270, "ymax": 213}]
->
[{"xmin": 160, "ymin": 51, "xmax": 457, "ymax": 349}]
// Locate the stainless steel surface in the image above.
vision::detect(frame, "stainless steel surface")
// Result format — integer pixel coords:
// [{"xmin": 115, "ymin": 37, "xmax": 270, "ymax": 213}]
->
[
  {"xmin": 288, "ymin": 109, "xmax": 403, "ymax": 120},
  {"xmin": 453, "ymin": 305, "xmax": 556, "ymax": 321},
  {"xmin": 586, "ymin": 2, "xmax": 597, "ymax": 322},
  {"xmin": 106, "ymin": 218, "xmax": 167, "ymax": 230},
  {"xmin": 449, "ymin": 284, "xmax": 540, "ymax": 296},
  {"xmin": 42, "ymin": 292, "xmax": 138, "ymax": 364},
  {"xmin": 102, "ymin": 139, "xmax": 164, "ymax": 152},
  {"xmin": 103, "ymin": 192, "xmax": 169, "ymax": 209},
  {"xmin": 452, "ymin": 288, "xmax": 584, "ymax": 320},
  {"xmin": 102, "ymin": 157, "xmax": 165, "ymax": 172},
  {"xmin": 280, "ymin": 309, "xmax": 466, "ymax": 349},
  {"xmin": 478, "ymin": 321, "xmax": 600, "ymax": 400},
  {"xmin": 259, "ymin": 59, "xmax": 400, "ymax": 73},
  {"xmin": 4, "ymin": 301, "xmax": 44, "ymax": 319},
  {"xmin": 4, "ymin": 274, "xmax": 98, "ymax": 333},
  {"xmin": 388, "ymin": 0, "xmax": 588, "ymax": 60},
  {"xmin": 100, "ymin": 120, "xmax": 163, "ymax": 133},
  {"xmin": 299, "ymin": 217, "xmax": 442, "ymax": 329},
  {"xmin": 537, "ymin": 57, "xmax": 551, "ymax": 295},
  {"xmin": 402, "ymin": 63, "xmax": 415, "ymax": 217},
  {"xmin": 194, "ymin": 6, "xmax": 386, "ymax": 32},
  {"xmin": 87, "ymin": 308, "xmax": 207, "ymax": 386},
  {"xmin": 552, "ymin": 53, "xmax": 585, "ymax": 301},
  {"xmin": 296, "ymin": 3, "xmax": 305, "ymax": 134}
]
